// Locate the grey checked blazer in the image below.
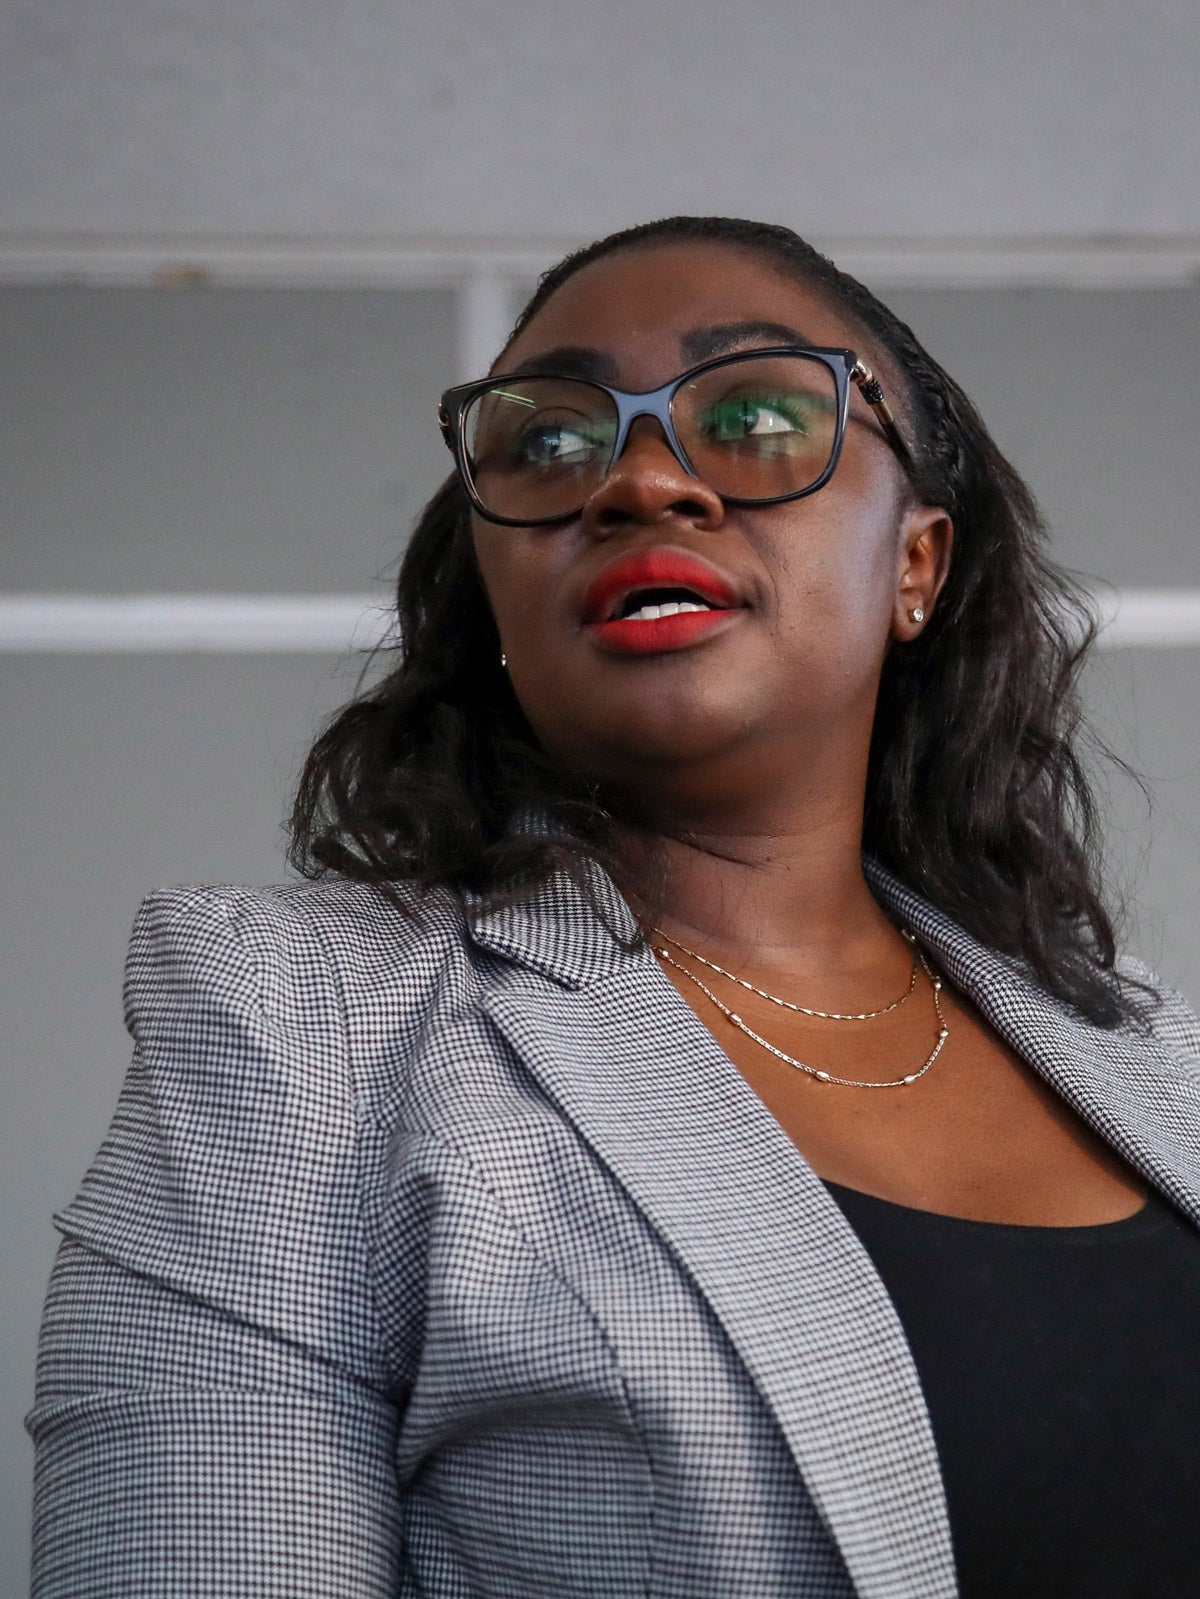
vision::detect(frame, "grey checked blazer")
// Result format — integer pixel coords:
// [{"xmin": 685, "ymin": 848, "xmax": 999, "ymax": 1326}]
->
[{"xmin": 28, "ymin": 861, "xmax": 1200, "ymax": 1597}]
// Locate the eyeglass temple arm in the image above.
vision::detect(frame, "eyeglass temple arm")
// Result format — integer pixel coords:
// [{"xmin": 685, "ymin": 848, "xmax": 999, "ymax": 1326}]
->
[{"xmin": 851, "ymin": 361, "xmax": 916, "ymax": 477}]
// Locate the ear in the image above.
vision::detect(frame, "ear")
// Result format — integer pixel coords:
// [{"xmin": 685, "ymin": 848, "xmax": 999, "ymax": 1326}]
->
[{"xmin": 891, "ymin": 504, "xmax": 954, "ymax": 642}]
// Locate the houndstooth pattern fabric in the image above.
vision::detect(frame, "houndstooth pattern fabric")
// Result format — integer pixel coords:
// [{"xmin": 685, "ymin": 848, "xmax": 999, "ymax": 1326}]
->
[{"xmin": 27, "ymin": 862, "xmax": 1200, "ymax": 1597}]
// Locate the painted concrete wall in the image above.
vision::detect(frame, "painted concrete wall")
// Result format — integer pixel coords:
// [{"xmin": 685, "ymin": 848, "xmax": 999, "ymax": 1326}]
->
[{"xmin": 4, "ymin": 0, "xmax": 1200, "ymax": 243}]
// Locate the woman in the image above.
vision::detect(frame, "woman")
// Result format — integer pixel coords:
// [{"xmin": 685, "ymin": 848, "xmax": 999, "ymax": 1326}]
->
[{"xmin": 29, "ymin": 217, "xmax": 1200, "ymax": 1597}]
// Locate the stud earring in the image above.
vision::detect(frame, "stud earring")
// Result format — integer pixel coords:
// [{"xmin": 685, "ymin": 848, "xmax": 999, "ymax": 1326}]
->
[
  {"xmin": 500, "ymin": 652, "xmax": 508, "ymax": 668},
  {"xmin": 910, "ymin": 608, "xmax": 925, "ymax": 624}
]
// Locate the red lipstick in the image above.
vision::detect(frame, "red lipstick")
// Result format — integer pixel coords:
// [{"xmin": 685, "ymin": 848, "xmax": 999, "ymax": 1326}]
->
[{"xmin": 582, "ymin": 549, "xmax": 741, "ymax": 657}]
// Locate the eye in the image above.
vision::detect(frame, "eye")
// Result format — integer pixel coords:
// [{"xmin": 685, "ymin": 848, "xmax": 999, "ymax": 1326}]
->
[
  {"xmin": 698, "ymin": 394, "xmax": 812, "ymax": 444},
  {"xmin": 506, "ymin": 414, "xmax": 616, "ymax": 469}
]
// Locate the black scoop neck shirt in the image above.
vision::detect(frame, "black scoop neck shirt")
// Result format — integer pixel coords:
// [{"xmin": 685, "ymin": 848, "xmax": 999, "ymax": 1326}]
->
[{"xmin": 824, "ymin": 1178, "xmax": 1200, "ymax": 1598}]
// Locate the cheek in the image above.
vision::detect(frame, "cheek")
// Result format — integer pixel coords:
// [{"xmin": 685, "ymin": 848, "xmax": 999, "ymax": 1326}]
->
[
  {"xmin": 760, "ymin": 498, "xmax": 901, "ymax": 658},
  {"xmin": 471, "ymin": 526, "xmax": 580, "ymax": 738},
  {"xmin": 471, "ymin": 527, "xmax": 511, "ymax": 622},
  {"xmin": 472, "ymin": 527, "xmax": 545, "ymax": 646}
]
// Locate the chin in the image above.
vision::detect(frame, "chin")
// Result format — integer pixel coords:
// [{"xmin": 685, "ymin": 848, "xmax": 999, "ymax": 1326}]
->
[{"xmin": 542, "ymin": 702, "xmax": 763, "ymax": 789}]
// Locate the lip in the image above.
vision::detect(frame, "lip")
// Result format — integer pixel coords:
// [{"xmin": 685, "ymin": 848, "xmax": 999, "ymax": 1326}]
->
[
  {"xmin": 582, "ymin": 547, "xmax": 739, "ymax": 618},
  {"xmin": 580, "ymin": 548, "xmax": 743, "ymax": 657},
  {"xmin": 589, "ymin": 608, "xmax": 739, "ymax": 655}
]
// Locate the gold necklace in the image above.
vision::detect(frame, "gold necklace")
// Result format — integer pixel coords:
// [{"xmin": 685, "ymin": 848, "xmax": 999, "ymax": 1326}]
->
[
  {"xmin": 654, "ymin": 934, "xmax": 949, "ymax": 1090},
  {"xmin": 653, "ymin": 927, "xmax": 919, "ymax": 1020}
]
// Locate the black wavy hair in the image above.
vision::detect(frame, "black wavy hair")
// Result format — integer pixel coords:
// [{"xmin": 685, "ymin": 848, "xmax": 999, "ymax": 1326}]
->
[{"xmin": 292, "ymin": 215, "xmax": 1137, "ymax": 1027}]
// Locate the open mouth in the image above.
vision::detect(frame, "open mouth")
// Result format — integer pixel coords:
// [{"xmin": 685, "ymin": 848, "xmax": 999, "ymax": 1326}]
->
[
  {"xmin": 581, "ymin": 550, "xmax": 742, "ymax": 656},
  {"xmin": 611, "ymin": 586, "xmax": 725, "ymax": 623},
  {"xmin": 583, "ymin": 550, "xmax": 740, "ymax": 624}
]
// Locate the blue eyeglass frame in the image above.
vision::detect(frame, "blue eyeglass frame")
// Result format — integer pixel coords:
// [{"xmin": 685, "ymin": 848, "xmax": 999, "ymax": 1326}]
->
[{"xmin": 438, "ymin": 345, "xmax": 916, "ymax": 528}]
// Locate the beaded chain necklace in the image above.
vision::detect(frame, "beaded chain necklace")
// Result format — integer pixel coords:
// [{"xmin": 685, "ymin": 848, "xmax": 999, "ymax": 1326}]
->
[{"xmin": 653, "ymin": 928, "xmax": 949, "ymax": 1090}]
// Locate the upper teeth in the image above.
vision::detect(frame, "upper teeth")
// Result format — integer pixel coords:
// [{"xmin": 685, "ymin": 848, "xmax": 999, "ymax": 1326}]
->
[{"xmin": 623, "ymin": 600, "xmax": 713, "ymax": 622}]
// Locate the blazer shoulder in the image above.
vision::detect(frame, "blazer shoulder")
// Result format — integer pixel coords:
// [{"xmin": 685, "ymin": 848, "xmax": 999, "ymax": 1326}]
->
[
  {"xmin": 56, "ymin": 874, "xmax": 434, "ymax": 1387},
  {"xmin": 132, "ymin": 873, "xmax": 467, "ymax": 951},
  {"xmin": 126, "ymin": 877, "xmax": 478, "ymax": 1115},
  {"xmin": 128, "ymin": 876, "xmax": 469, "ymax": 1012}
]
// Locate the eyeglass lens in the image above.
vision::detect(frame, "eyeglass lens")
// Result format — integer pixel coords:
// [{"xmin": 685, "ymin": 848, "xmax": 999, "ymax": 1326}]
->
[{"xmin": 462, "ymin": 354, "xmax": 840, "ymax": 522}]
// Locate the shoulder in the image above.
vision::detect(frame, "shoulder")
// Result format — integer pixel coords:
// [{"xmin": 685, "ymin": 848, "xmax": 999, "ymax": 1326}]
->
[
  {"xmin": 57, "ymin": 876, "xmax": 452, "ymax": 1383},
  {"xmin": 126, "ymin": 876, "xmax": 472, "ymax": 1024},
  {"xmin": 122, "ymin": 877, "xmax": 483, "ymax": 1123},
  {"xmin": 129, "ymin": 874, "xmax": 469, "ymax": 962},
  {"xmin": 865, "ymin": 856, "xmax": 1200, "ymax": 1062}
]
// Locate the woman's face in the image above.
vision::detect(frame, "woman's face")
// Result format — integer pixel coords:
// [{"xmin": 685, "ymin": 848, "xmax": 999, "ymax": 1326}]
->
[{"xmin": 471, "ymin": 240, "xmax": 951, "ymax": 818}]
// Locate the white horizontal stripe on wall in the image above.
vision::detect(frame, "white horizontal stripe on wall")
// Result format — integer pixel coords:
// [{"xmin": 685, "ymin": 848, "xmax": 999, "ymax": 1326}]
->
[
  {"xmin": 3, "ymin": 234, "xmax": 1200, "ymax": 291},
  {"xmin": 0, "ymin": 595, "xmax": 398, "ymax": 653},
  {"xmin": 1094, "ymin": 590, "xmax": 1200, "ymax": 649},
  {"xmin": 1, "ymin": 592, "xmax": 1199, "ymax": 653}
]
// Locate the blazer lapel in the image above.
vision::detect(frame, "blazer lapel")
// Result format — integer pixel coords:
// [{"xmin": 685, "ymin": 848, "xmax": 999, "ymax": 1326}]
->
[
  {"xmin": 470, "ymin": 873, "xmax": 958, "ymax": 1599},
  {"xmin": 865, "ymin": 861, "xmax": 1200, "ymax": 1226}
]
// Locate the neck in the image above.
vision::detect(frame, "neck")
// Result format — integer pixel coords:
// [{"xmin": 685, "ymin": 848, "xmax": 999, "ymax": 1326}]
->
[{"xmin": 613, "ymin": 786, "xmax": 904, "ymax": 992}]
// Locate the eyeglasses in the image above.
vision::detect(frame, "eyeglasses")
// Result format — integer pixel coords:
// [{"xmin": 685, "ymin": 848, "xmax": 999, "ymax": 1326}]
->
[{"xmin": 438, "ymin": 346, "xmax": 914, "ymax": 527}]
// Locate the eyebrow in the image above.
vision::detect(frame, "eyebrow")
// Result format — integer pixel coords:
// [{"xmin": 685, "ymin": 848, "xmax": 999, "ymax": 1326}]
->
[
  {"xmin": 502, "ymin": 320, "xmax": 818, "ymax": 386},
  {"xmin": 680, "ymin": 320, "xmax": 813, "ymax": 361},
  {"xmin": 505, "ymin": 346, "xmax": 620, "ymax": 382}
]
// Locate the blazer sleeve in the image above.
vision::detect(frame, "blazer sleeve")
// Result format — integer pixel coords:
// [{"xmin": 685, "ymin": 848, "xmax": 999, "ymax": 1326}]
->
[{"xmin": 27, "ymin": 885, "xmax": 409, "ymax": 1597}]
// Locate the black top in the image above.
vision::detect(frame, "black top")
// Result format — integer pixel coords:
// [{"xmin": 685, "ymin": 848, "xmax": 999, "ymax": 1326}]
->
[{"xmin": 824, "ymin": 1178, "xmax": 1200, "ymax": 1598}]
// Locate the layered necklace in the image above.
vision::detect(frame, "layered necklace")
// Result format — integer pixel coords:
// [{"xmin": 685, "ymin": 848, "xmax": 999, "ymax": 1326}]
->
[{"xmin": 653, "ymin": 927, "xmax": 949, "ymax": 1090}]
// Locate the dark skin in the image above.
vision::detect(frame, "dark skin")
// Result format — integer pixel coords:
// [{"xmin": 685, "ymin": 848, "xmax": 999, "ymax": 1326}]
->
[{"xmin": 473, "ymin": 239, "xmax": 1148, "ymax": 1226}]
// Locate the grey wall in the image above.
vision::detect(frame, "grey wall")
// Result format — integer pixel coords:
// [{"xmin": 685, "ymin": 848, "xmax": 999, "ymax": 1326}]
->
[
  {"xmin": 4, "ymin": 0, "xmax": 1200, "ymax": 242},
  {"xmin": 4, "ymin": 280, "xmax": 1199, "ymax": 1589},
  {"xmin": 1, "ymin": 287, "xmax": 454, "ymax": 593}
]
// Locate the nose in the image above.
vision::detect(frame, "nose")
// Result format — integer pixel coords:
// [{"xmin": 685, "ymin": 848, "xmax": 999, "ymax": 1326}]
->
[{"xmin": 580, "ymin": 416, "xmax": 725, "ymax": 537}]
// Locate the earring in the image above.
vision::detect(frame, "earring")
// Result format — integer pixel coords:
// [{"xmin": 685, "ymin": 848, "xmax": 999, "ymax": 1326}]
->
[
  {"xmin": 910, "ymin": 608, "xmax": 925, "ymax": 624},
  {"xmin": 500, "ymin": 652, "xmax": 508, "ymax": 668}
]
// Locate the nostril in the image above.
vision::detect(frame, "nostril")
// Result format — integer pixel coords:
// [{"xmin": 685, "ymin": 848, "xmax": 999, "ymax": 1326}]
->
[
  {"xmin": 593, "ymin": 491, "xmax": 716, "ymax": 531},
  {"xmin": 594, "ymin": 502, "xmax": 638, "ymax": 530},
  {"xmin": 671, "ymin": 492, "xmax": 719, "ymax": 520}
]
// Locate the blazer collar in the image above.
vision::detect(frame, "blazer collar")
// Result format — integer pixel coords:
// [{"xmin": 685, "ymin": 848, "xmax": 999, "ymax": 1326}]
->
[{"xmin": 465, "ymin": 863, "xmax": 638, "ymax": 988}]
